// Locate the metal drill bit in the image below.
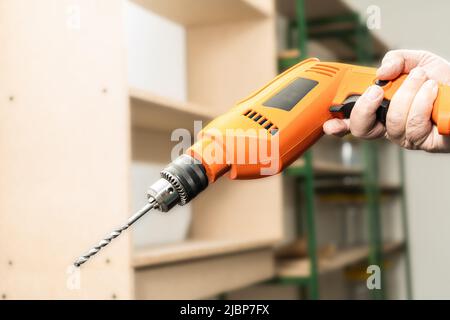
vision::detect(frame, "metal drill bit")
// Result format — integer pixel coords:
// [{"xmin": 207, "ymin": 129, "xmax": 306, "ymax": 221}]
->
[{"xmin": 74, "ymin": 198, "xmax": 157, "ymax": 267}]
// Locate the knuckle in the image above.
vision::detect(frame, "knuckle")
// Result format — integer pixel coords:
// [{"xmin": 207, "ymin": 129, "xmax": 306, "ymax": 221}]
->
[
  {"xmin": 386, "ymin": 111, "xmax": 403, "ymax": 128},
  {"xmin": 419, "ymin": 50, "xmax": 433, "ymax": 58},
  {"xmin": 407, "ymin": 114, "xmax": 426, "ymax": 130},
  {"xmin": 353, "ymin": 98, "xmax": 377, "ymax": 117},
  {"xmin": 349, "ymin": 126, "xmax": 365, "ymax": 139},
  {"xmin": 349, "ymin": 127, "xmax": 361, "ymax": 138},
  {"xmin": 386, "ymin": 120, "xmax": 404, "ymax": 140},
  {"xmin": 407, "ymin": 75, "xmax": 424, "ymax": 84},
  {"xmin": 405, "ymin": 115, "xmax": 429, "ymax": 147},
  {"xmin": 383, "ymin": 50, "xmax": 398, "ymax": 61},
  {"xmin": 405, "ymin": 71, "xmax": 427, "ymax": 87},
  {"xmin": 390, "ymin": 90, "xmax": 412, "ymax": 108}
]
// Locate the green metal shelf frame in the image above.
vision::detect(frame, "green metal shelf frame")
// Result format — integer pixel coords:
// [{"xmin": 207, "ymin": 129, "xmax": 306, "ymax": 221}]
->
[{"xmin": 275, "ymin": 0, "xmax": 412, "ymax": 300}]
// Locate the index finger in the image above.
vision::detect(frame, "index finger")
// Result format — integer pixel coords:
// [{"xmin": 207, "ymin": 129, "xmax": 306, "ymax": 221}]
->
[
  {"xmin": 377, "ymin": 50, "xmax": 427, "ymax": 80},
  {"xmin": 349, "ymin": 85, "xmax": 386, "ymax": 139}
]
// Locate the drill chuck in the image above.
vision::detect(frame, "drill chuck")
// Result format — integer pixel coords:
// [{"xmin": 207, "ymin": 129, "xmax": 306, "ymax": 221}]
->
[{"xmin": 148, "ymin": 154, "xmax": 209, "ymax": 212}]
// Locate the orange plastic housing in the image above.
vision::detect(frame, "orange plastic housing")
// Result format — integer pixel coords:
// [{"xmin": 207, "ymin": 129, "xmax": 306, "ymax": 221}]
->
[{"xmin": 188, "ymin": 58, "xmax": 450, "ymax": 182}]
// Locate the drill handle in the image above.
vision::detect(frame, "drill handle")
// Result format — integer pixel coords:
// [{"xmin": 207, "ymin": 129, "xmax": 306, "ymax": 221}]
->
[
  {"xmin": 331, "ymin": 73, "xmax": 450, "ymax": 135},
  {"xmin": 432, "ymin": 83, "xmax": 450, "ymax": 134}
]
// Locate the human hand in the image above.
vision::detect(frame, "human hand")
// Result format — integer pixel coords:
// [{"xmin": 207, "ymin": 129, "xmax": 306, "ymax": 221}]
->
[{"xmin": 323, "ymin": 50, "xmax": 450, "ymax": 152}]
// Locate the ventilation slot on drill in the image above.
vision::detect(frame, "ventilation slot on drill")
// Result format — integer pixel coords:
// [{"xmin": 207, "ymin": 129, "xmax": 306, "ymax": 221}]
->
[
  {"xmin": 316, "ymin": 63, "xmax": 340, "ymax": 71},
  {"xmin": 269, "ymin": 127, "xmax": 279, "ymax": 136},
  {"xmin": 242, "ymin": 109, "xmax": 279, "ymax": 136},
  {"xmin": 305, "ymin": 65, "xmax": 338, "ymax": 78}
]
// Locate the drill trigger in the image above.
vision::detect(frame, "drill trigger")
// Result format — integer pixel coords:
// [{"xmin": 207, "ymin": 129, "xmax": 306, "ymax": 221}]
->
[
  {"xmin": 330, "ymin": 95, "xmax": 390, "ymax": 125},
  {"xmin": 329, "ymin": 95, "xmax": 360, "ymax": 119}
]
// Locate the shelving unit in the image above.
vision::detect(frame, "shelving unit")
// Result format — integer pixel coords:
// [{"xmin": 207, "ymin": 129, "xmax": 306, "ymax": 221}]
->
[
  {"xmin": 0, "ymin": 0, "xmax": 283, "ymax": 299},
  {"xmin": 272, "ymin": 0, "xmax": 412, "ymax": 300},
  {"xmin": 0, "ymin": 0, "xmax": 412, "ymax": 300},
  {"xmin": 277, "ymin": 241, "xmax": 405, "ymax": 279},
  {"xmin": 287, "ymin": 159, "xmax": 363, "ymax": 177},
  {"xmin": 314, "ymin": 183, "xmax": 402, "ymax": 195}
]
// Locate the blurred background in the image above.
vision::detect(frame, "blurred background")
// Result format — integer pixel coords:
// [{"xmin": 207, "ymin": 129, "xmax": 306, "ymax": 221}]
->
[{"xmin": 1, "ymin": 0, "xmax": 450, "ymax": 300}]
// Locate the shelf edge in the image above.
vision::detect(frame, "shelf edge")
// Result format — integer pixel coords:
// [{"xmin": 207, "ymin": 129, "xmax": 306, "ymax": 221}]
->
[{"xmin": 132, "ymin": 238, "xmax": 277, "ymax": 269}]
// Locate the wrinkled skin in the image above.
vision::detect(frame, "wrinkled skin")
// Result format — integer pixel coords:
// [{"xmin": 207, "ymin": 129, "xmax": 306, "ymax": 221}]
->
[{"xmin": 323, "ymin": 50, "xmax": 450, "ymax": 153}]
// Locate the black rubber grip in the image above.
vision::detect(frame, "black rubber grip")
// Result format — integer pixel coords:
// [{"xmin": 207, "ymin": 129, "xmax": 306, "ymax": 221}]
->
[
  {"xmin": 375, "ymin": 99, "xmax": 390, "ymax": 125},
  {"xmin": 330, "ymin": 95, "xmax": 390, "ymax": 125}
]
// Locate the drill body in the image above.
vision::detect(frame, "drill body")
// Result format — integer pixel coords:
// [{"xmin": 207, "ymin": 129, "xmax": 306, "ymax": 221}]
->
[
  {"xmin": 158, "ymin": 57, "xmax": 450, "ymax": 209},
  {"xmin": 187, "ymin": 57, "xmax": 450, "ymax": 183}
]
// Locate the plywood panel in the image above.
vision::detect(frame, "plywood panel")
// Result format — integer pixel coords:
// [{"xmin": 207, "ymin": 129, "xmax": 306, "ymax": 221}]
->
[
  {"xmin": 133, "ymin": 239, "xmax": 274, "ymax": 268},
  {"xmin": 132, "ymin": 128, "xmax": 178, "ymax": 164},
  {"xmin": 187, "ymin": 18, "xmax": 277, "ymax": 114},
  {"xmin": 244, "ymin": 0, "xmax": 275, "ymax": 16},
  {"xmin": 130, "ymin": 87, "xmax": 215, "ymax": 132},
  {"xmin": 191, "ymin": 175, "xmax": 283, "ymax": 242},
  {"xmin": 0, "ymin": 0, "xmax": 132, "ymax": 299},
  {"xmin": 135, "ymin": 248, "xmax": 274, "ymax": 299},
  {"xmin": 131, "ymin": 0, "xmax": 272, "ymax": 26},
  {"xmin": 125, "ymin": 1, "xmax": 187, "ymax": 101}
]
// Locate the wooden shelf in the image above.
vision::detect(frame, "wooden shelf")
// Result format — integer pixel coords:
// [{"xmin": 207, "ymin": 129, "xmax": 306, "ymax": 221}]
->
[
  {"xmin": 278, "ymin": 0, "xmax": 351, "ymax": 20},
  {"xmin": 135, "ymin": 247, "xmax": 274, "ymax": 299},
  {"xmin": 132, "ymin": 238, "xmax": 276, "ymax": 269},
  {"xmin": 276, "ymin": 241, "xmax": 405, "ymax": 278},
  {"xmin": 130, "ymin": 87, "xmax": 215, "ymax": 131},
  {"xmin": 131, "ymin": 0, "xmax": 272, "ymax": 26},
  {"xmin": 133, "ymin": 239, "xmax": 278, "ymax": 299},
  {"xmin": 318, "ymin": 193, "xmax": 399, "ymax": 204},
  {"xmin": 315, "ymin": 182, "xmax": 402, "ymax": 195},
  {"xmin": 286, "ymin": 159, "xmax": 363, "ymax": 177},
  {"xmin": 278, "ymin": 48, "xmax": 301, "ymax": 60}
]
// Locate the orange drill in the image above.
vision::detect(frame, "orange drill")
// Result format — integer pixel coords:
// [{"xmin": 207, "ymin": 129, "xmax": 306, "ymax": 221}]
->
[{"xmin": 74, "ymin": 58, "xmax": 450, "ymax": 266}]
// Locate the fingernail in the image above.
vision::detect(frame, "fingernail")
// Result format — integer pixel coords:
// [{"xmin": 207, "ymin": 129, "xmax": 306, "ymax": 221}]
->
[
  {"xmin": 366, "ymin": 85, "xmax": 383, "ymax": 100},
  {"xmin": 410, "ymin": 67, "xmax": 426, "ymax": 79}
]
